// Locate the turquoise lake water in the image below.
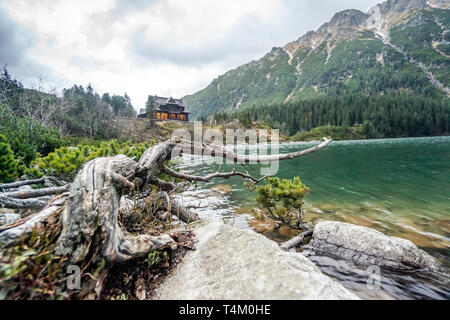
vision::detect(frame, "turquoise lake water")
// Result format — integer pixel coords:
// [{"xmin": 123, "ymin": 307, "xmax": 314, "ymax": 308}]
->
[{"xmin": 177, "ymin": 136, "xmax": 450, "ymax": 299}]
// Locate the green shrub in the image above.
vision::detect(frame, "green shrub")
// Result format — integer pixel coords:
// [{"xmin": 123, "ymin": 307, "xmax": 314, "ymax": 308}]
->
[
  {"xmin": 30, "ymin": 140, "xmax": 153, "ymax": 180},
  {"xmin": 0, "ymin": 134, "xmax": 18, "ymax": 183},
  {"xmin": 0, "ymin": 103, "xmax": 66, "ymax": 165},
  {"xmin": 145, "ymin": 250, "xmax": 168, "ymax": 267},
  {"xmin": 256, "ymin": 177, "xmax": 310, "ymax": 229},
  {"xmin": 291, "ymin": 125, "xmax": 363, "ymax": 141}
]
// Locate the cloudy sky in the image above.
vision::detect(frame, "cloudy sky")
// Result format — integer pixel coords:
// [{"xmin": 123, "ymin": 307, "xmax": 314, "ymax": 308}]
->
[{"xmin": 0, "ymin": 0, "xmax": 381, "ymax": 109}]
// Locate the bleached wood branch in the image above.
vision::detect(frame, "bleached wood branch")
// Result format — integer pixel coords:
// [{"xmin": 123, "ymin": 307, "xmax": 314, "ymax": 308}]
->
[
  {"xmin": 0, "ymin": 194, "xmax": 68, "ymax": 245},
  {"xmin": 174, "ymin": 137, "xmax": 332, "ymax": 164},
  {"xmin": 2, "ymin": 185, "xmax": 69, "ymax": 199},
  {"xmin": 0, "ymin": 195, "xmax": 48, "ymax": 210},
  {"xmin": 280, "ymin": 228, "xmax": 313, "ymax": 251},
  {"xmin": 0, "ymin": 212, "xmax": 20, "ymax": 226},
  {"xmin": 0, "ymin": 178, "xmax": 47, "ymax": 191},
  {"xmin": 156, "ymin": 192, "xmax": 200, "ymax": 223},
  {"xmin": 147, "ymin": 176, "xmax": 176, "ymax": 191},
  {"xmin": 161, "ymin": 165, "xmax": 270, "ymax": 184}
]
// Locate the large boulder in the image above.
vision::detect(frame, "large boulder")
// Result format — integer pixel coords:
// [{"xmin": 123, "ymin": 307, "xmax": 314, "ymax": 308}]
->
[
  {"xmin": 154, "ymin": 220, "xmax": 358, "ymax": 300},
  {"xmin": 311, "ymin": 221, "xmax": 442, "ymax": 272}
]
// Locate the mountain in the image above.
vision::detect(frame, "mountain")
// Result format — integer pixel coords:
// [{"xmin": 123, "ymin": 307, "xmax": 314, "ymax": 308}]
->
[{"xmin": 184, "ymin": 0, "xmax": 450, "ymax": 119}]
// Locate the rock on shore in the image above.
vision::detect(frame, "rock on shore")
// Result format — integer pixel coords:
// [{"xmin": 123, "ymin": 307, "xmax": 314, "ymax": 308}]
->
[
  {"xmin": 154, "ymin": 220, "xmax": 358, "ymax": 300},
  {"xmin": 311, "ymin": 221, "xmax": 442, "ymax": 272}
]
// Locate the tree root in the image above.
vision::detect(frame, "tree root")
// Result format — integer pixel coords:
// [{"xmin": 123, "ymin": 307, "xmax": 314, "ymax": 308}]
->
[{"xmin": 55, "ymin": 156, "xmax": 177, "ymax": 264}]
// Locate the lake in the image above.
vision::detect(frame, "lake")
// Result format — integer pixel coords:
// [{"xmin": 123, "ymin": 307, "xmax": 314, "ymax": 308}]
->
[{"xmin": 175, "ymin": 136, "xmax": 450, "ymax": 300}]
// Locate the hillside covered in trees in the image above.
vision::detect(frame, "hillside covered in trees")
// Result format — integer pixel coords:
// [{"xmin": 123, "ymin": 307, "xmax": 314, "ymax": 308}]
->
[
  {"xmin": 0, "ymin": 67, "xmax": 144, "ymax": 182},
  {"xmin": 220, "ymin": 94, "xmax": 449, "ymax": 140},
  {"xmin": 185, "ymin": 0, "xmax": 450, "ymax": 126}
]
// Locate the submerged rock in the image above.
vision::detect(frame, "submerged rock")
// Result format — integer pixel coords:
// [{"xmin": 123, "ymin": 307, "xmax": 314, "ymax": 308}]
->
[
  {"xmin": 154, "ymin": 220, "xmax": 358, "ymax": 300},
  {"xmin": 311, "ymin": 221, "xmax": 443, "ymax": 272},
  {"xmin": 210, "ymin": 184, "xmax": 232, "ymax": 194}
]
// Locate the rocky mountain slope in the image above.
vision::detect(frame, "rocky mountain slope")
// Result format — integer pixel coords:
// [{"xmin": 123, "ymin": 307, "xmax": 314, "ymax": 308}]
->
[{"xmin": 184, "ymin": 0, "xmax": 450, "ymax": 119}]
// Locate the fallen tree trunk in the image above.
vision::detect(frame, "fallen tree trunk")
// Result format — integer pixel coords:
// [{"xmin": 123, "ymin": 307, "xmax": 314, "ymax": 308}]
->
[
  {"xmin": 0, "ymin": 194, "xmax": 68, "ymax": 244},
  {"xmin": 177, "ymin": 137, "xmax": 332, "ymax": 164},
  {"xmin": 0, "ymin": 195, "xmax": 49, "ymax": 210},
  {"xmin": 2, "ymin": 185, "xmax": 69, "ymax": 199},
  {"xmin": 0, "ymin": 178, "xmax": 47, "ymax": 191},
  {"xmin": 280, "ymin": 228, "xmax": 313, "ymax": 251}
]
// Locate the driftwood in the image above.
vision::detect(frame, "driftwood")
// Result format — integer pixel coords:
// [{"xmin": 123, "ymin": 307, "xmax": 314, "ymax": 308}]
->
[
  {"xmin": 0, "ymin": 195, "xmax": 49, "ymax": 210},
  {"xmin": 0, "ymin": 177, "xmax": 47, "ymax": 191},
  {"xmin": 0, "ymin": 194, "xmax": 68, "ymax": 244},
  {"xmin": 157, "ymin": 192, "xmax": 200, "ymax": 223},
  {"xmin": 2, "ymin": 185, "xmax": 69, "ymax": 199},
  {"xmin": 147, "ymin": 176, "xmax": 176, "ymax": 191},
  {"xmin": 161, "ymin": 165, "xmax": 269, "ymax": 184},
  {"xmin": 136, "ymin": 141, "xmax": 178, "ymax": 180},
  {"xmin": 0, "ymin": 177, "xmax": 68, "ymax": 210},
  {"xmin": 177, "ymin": 137, "xmax": 332, "ymax": 164},
  {"xmin": 0, "ymin": 137, "xmax": 331, "ymax": 269},
  {"xmin": 280, "ymin": 228, "xmax": 313, "ymax": 251}
]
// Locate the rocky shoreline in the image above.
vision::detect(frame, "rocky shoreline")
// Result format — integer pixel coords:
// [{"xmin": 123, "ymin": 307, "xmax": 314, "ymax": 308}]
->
[
  {"xmin": 154, "ymin": 219, "xmax": 448, "ymax": 300},
  {"xmin": 154, "ymin": 220, "xmax": 359, "ymax": 300},
  {"xmin": 310, "ymin": 221, "xmax": 444, "ymax": 273}
]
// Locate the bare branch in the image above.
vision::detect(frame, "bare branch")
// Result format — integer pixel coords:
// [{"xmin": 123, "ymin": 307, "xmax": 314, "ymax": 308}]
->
[
  {"xmin": 174, "ymin": 137, "xmax": 332, "ymax": 164},
  {"xmin": 0, "ymin": 178, "xmax": 47, "ymax": 191},
  {"xmin": 2, "ymin": 185, "xmax": 70, "ymax": 199},
  {"xmin": 149, "ymin": 192, "xmax": 200, "ymax": 223},
  {"xmin": 161, "ymin": 165, "xmax": 270, "ymax": 184},
  {"xmin": 147, "ymin": 176, "xmax": 176, "ymax": 191},
  {"xmin": 0, "ymin": 195, "xmax": 48, "ymax": 210}
]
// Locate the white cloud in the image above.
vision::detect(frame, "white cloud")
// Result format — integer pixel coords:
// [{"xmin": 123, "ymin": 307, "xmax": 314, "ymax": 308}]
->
[{"xmin": 0, "ymin": 0, "xmax": 381, "ymax": 109}]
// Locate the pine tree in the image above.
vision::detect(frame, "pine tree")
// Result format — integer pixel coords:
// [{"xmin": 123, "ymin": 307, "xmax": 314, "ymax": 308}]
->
[
  {"xmin": 145, "ymin": 95, "xmax": 156, "ymax": 114},
  {"xmin": 145, "ymin": 95, "xmax": 157, "ymax": 126},
  {"xmin": 0, "ymin": 134, "xmax": 18, "ymax": 183}
]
